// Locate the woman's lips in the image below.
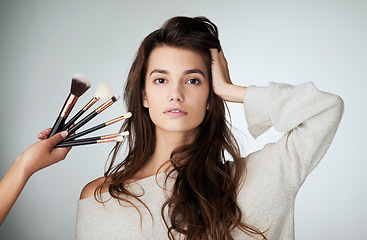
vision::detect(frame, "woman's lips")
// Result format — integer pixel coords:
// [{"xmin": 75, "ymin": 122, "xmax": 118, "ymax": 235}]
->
[{"xmin": 164, "ymin": 106, "xmax": 188, "ymax": 116}]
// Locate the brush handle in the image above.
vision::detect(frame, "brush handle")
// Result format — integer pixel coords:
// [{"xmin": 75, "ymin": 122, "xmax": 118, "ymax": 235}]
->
[
  {"xmin": 62, "ymin": 109, "xmax": 85, "ymax": 131},
  {"xmin": 49, "ymin": 93, "xmax": 79, "ymax": 138},
  {"xmin": 64, "ymin": 128, "xmax": 103, "ymax": 141},
  {"xmin": 64, "ymin": 122, "xmax": 106, "ymax": 141},
  {"xmin": 64, "ymin": 132, "xmax": 122, "ymax": 143},
  {"xmin": 55, "ymin": 139, "xmax": 97, "ymax": 148},
  {"xmin": 68, "ymin": 136, "xmax": 100, "ymax": 142},
  {"xmin": 67, "ymin": 111, "xmax": 98, "ymax": 135},
  {"xmin": 48, "ymin": 117, "xmax": 66, "ymax": 138},
  {"xmin": 62, "ymin": 97, "xmax": 99, "ymax": 131}
]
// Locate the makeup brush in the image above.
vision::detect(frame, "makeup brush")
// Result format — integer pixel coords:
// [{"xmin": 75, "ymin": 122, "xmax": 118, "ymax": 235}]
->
[
  {"xmin": 62, "ymin": 81, "xmax": 113, "ymax": 130},
  {"xmin": 56, "ymin": 131, "xmax": 129, "ymax": 148},
  {"xmin": 48, "ymin": 74, "xmax": 91, "ymax": 138},
  {"xmin": 66, "ymin": 94, "xmax": 121, "ymax": 136},
  {"xmin": 65, "ymin": 131, "xmax": 129, "ymax": 143},
  {"xmin": 63, "ymin": 112, "xmax": 132, "ymax": 141},
  {"xmin": 55, "ymin": 133, "xmax": 127, "ymax": 148}
]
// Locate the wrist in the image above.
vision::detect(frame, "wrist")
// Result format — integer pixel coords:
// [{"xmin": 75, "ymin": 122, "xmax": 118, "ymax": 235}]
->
[
  {"xmin": 14, "ymin": 156, "xmax": 34, "ymax": 179},
  {"xmin": 216, "ymin": 84, "xmax": 247, "ymax": 103}
]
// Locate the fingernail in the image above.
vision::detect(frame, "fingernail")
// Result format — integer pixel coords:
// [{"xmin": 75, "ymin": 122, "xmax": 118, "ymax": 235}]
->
[
  {"xmin": 61, "ymin": 131, "xmax": 68, "ymax": 138},
  {"xmin": 38, "ymin": 133, "xmax": 42, "ymax": 138}
]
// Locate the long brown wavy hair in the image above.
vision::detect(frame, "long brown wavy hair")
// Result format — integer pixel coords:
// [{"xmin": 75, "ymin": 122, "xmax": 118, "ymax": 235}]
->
[{"xmin": 96, "ymin": 16, "xmax": 267, "ymax": 240}]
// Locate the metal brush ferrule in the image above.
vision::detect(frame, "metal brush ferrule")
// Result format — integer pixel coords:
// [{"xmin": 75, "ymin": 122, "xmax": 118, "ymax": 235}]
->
[
  {"xmin": 100, "ymin": 133, "xmax": 121, "ymax": 139},
  {"xmin": 95, "ymin": 99, "xmax": 113, "ymax": 114},
  {"xmin": 105, "ymin": 115, "xmax": 125, "ymax": 126},
  {"xmin": 97, "ymin": 137, "xmax": 117, "ymax": 143},
  {"xmin": 60, "ymin": 93, "xmax": 78, "ymax": 118},
  {"xmin": 83, "ymin": 97, "xmax": 99, "ymax": 111}
]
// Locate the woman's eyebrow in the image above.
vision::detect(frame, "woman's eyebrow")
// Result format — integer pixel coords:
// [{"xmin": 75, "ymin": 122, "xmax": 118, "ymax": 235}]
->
[
  {"xmin": 184, "ymin": 69, "xmax": 205, "ymax": 77},
  {"xmin": 149, "ymin": 68, "xmax": 205, "ymax": 77},
  {"xmin": 150, "ymin": 69, "xmax": 168, "ymax": 76}
]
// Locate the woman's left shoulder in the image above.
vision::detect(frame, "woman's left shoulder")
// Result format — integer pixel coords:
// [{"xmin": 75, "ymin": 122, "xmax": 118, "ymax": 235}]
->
[{"xmin": 79, "ymin": 176, "xmax": 107, "ymax": 200}]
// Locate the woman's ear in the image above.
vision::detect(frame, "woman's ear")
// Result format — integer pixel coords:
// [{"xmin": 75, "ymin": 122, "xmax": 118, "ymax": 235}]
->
[
  {"xmin": 143, "ymin": 100, "xmax": 149, "ymax": 108},
  {"xmin": 142, "ymin": 91, "xmax": 149, "ymax": 108}
]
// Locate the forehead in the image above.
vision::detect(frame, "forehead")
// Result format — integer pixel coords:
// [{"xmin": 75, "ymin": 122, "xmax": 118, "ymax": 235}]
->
[{"xmin": 146, "ymin": 46, "xmax": 208, "ymax": 76}]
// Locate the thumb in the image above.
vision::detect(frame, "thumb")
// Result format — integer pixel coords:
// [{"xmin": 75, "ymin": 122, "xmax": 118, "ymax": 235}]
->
[
  {"xmin": 210, "ymin": 48, "xmax": 219, "ymax": 61},
  {"xmin": 46, "ymin": 131, "xmax": 68, "ymax": 147}
]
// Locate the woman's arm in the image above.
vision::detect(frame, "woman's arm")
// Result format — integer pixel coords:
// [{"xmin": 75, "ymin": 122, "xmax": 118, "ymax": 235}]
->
[
  {"xmin": 244, "ymin": 82, "xmax": 343, "ymax": 189},
  {"xmin": 211, "ymin": 48, "xmax": 344, "ymax": 190},
  {"xmin": 0, "ymin": 130, "xmax": 71, "ymax": 225}
]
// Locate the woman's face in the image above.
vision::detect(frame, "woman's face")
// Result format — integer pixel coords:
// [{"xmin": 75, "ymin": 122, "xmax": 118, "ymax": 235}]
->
[{"xmin": 143, "ymin": 46, "xmax": 210, "ymax": 138}]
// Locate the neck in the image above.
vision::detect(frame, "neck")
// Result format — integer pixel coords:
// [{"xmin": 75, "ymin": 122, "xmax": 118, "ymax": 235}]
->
[{"xmin": 138, "ymin": 128, "xmax": 196, "ymax": 177}]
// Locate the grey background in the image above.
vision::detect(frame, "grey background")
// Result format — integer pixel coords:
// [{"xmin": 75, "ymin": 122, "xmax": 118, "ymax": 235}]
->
[{"xmin": 0, "ymin": 0, "xmax": 366, "ymax": 239}]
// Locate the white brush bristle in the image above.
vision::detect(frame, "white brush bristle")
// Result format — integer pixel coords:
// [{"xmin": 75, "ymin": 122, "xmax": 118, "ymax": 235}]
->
[
  {"xmin": 120, "ymin": 131, "xmax": 129, "ymax": 136},
  {"xmin": 116, "ymin": 136, "xmax": 124, "ymax": 142},
  {"xmin": 95, "ymin": 81, "xmax": 113, "ymax": 100},
  {"xmin": 112, "ymin": 94, "xmax": 120, "ymax": 102},
  {"xmin": 124, "ymin": 112, "xmax": 132, "ymax": 119},
  {"xmin": 72, "ymin": 73, "xmax": 91, "ymax": 87}
]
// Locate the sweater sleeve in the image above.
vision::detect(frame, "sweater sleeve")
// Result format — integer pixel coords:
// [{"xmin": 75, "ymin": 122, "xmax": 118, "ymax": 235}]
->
[{"xmin": 243, "ymin": 82, "xmax": 344, "ymax": 190}]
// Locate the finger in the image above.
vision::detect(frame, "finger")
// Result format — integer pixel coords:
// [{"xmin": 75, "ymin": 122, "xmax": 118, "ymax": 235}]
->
[
  {"xmin": 37, "ymin": 131, "xmax": 46, "ymax": 140},
  {"xmin": 218, "ymin": 50, "xmax": 228, "ymax": 68},
  {"xmin": 218, "ymin": 50, "xmax": 232, "ymax": 84},
  {"xmin": 45, "ymin": 131, "xmax": 69, "ymax": 148},
  {"xmin": 210, "ymin": 48, "xmax": 220, "ymax": 62},
  {"xmin": 38, "ymin": 128, "xmax": 52, "ymax": 140},
  {"xmin": 219, "ymin": 49, "xmax": 226, "ymax": 60}
]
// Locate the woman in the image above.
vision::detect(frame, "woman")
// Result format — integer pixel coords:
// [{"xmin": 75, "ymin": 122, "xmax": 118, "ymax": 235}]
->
[{"xmin": 75, "ymin": 16, "xmax": 344, "ymax": 239}]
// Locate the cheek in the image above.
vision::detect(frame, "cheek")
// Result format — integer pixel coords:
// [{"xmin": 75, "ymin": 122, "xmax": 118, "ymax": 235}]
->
[
  {"xmin": 196, "ymin": 87, "xmax": 210, "ymax": 107},
  {"xmin": 145, "ymin": 90, "xmax": 162, "ymax": 109},
  {"xmin": 197, "ymin": 95, "xmax": 209, "ymax": 110},
  {"xmin": 144, "ymin": 91, "xmax": 163, "ymax": 121},
  {"xmin": 189, "ymin": 91, "xmax": 210, "ymax": 117}
]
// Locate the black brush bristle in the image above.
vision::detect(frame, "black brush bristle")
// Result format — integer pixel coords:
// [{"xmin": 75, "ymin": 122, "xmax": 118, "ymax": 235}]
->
[
  {"xmin": 71, "ymin": 74, "xmax": 91, "ymax": 97},
  {"xmin": 111, "ymin": 94, "xmax": 120, "ymax": 102}
]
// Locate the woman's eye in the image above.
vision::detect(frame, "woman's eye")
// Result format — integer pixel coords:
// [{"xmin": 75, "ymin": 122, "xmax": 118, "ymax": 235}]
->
[
  {"xmin": 186, "ymin": 79, "xmax": 200, "ymax": 85},
  {"xmin": 154, "ymin": 78, "xmax": 166, "ymax": 84}
]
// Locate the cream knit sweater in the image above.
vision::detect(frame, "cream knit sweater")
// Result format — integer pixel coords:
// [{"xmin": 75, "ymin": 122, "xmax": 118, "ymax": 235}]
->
[{"xmin": 75, "ymin": 82, "xmax": 344, "ymax": 239}]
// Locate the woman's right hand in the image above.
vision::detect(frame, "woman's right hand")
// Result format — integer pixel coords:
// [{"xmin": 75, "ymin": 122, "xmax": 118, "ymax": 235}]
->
[
  {"xmin": 210, "ymin": 48, "xmax": 247, "ymax": 103},
  {"xmin": 0, "ymin": 130, "xmax": 71, "ymax": 225},
  {"xmin": 16, "ymin": 129, "xmax": 71, "ymax": 177}
]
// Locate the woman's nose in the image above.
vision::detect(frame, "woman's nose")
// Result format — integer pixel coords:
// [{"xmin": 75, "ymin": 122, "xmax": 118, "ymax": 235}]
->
[{"xmin": 168, "ymin": 83, "xmax": 184, "ymax": 102}]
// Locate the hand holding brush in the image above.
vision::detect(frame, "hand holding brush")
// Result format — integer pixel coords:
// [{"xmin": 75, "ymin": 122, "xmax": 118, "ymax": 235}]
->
[
  {"xmin": 0, "ymin": 130, "xmax": 71, "ymax": 225},
  {"xmin": 55, "ymin": 131, "xmax": 129, "ymax": 148}
]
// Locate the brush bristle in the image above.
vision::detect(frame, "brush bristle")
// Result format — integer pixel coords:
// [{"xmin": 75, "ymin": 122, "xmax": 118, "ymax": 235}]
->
[
  {"xmin": 71, "ymin": 73, "xmax": 92, "ymax": 97},
  {"xmin": 124, "ymin": 112, "xmax": 132, "ymax": 119},
  {"xmin": 120, "ymin": 131, "xmax": 129, "ymax": 136},
  {"xmin": 111, "ymin": 94, "xmax": 120, "ymax": 102},
  {"xmin": 116, "ymin": 136, "xmax": 124, "ymax": 142},
  {"xmin": 95, "ymin": 81, "xmax": 113, "ymax": 100}
]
